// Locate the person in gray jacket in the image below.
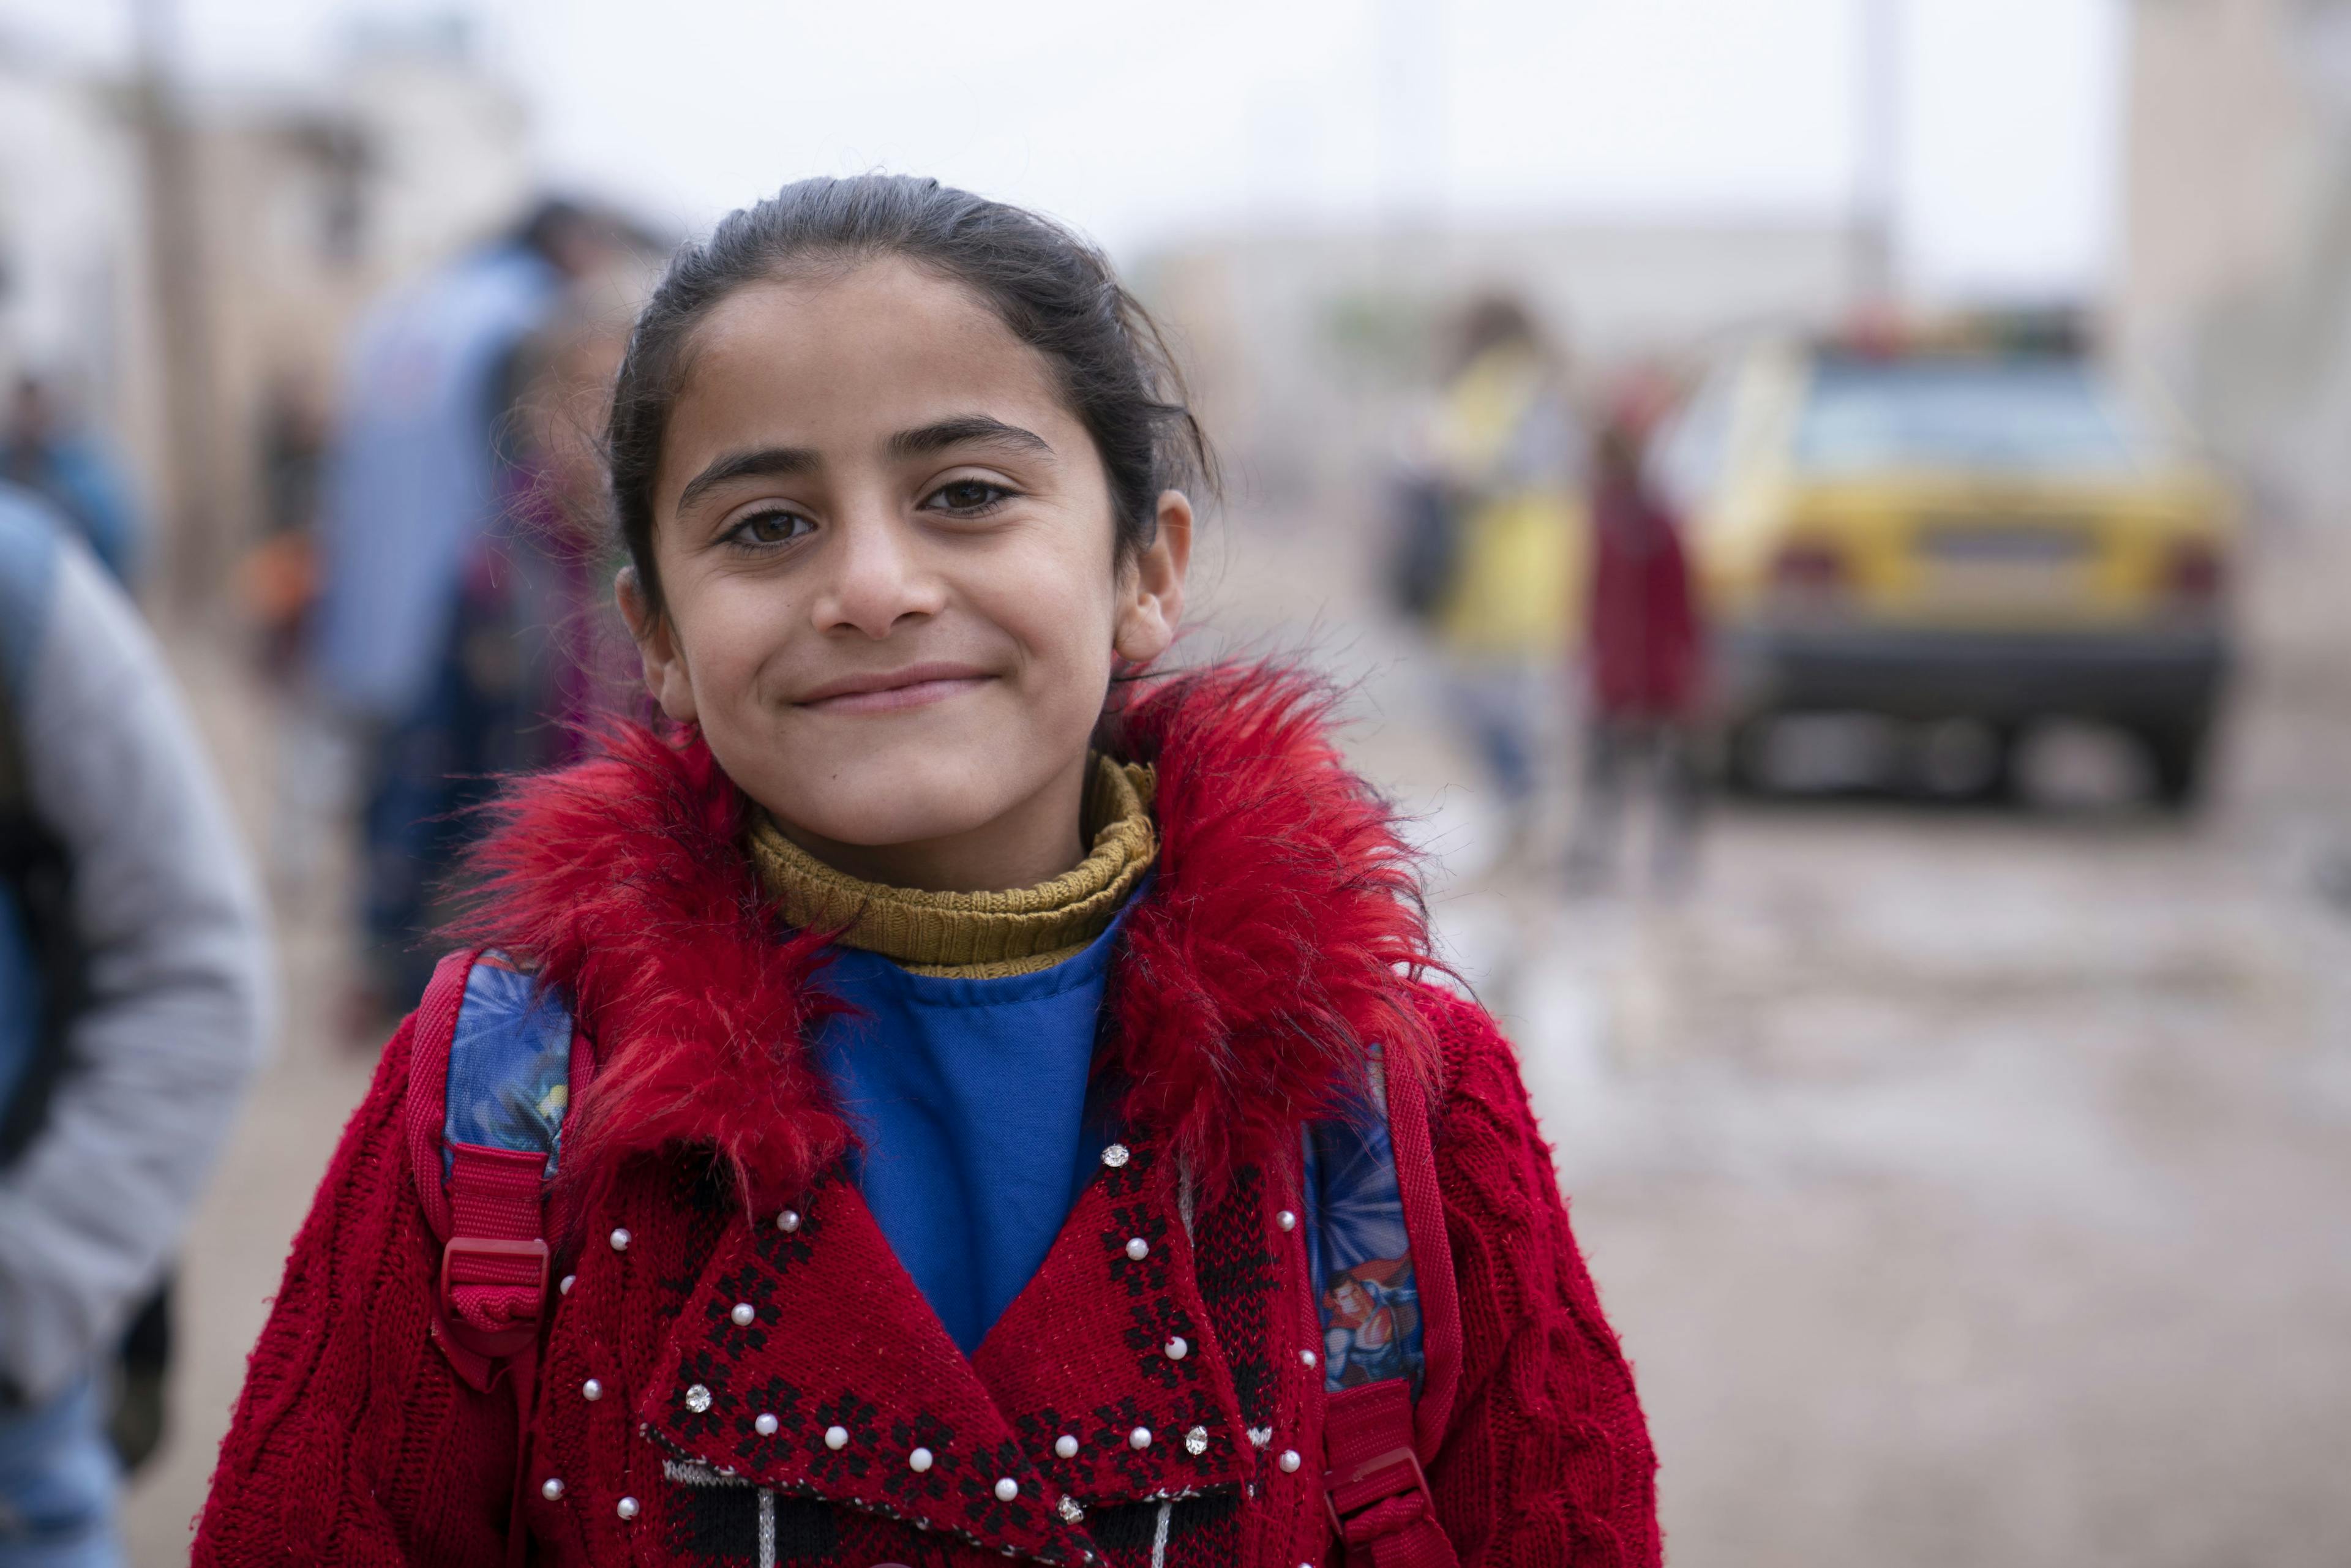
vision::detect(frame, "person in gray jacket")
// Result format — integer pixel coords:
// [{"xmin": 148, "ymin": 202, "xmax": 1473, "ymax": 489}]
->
[{"xmin": 0, "ymin": 485, "xmax": 269, "ymax": 1564}]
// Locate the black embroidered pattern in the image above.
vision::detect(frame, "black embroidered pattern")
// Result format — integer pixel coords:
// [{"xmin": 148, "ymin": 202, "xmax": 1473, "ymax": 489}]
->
[
  {"xmin": 1085, "ymin": 1493, "xmax": 1245, "ymax": 1568},
  {"xmin": 1188, "ymin": 1164, "xmax": 1281, "ymax": 1429},
  {"xmin": 804, "ymin": 1391, "xmax": 880, "ymax": 1484},
  {"xmin": 729, "ymin": 1374, "xmax": 805, "ymax": 1468},
  {"xmin": 669, "ymin": 1348, "xmax": 740, "ymax": 1442}
]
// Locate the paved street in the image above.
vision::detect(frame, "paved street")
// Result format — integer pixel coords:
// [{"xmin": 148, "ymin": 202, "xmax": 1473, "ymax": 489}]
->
[{"xmin": 125, "ymin": 520, "xmax": 2351, "ymax": 1566}]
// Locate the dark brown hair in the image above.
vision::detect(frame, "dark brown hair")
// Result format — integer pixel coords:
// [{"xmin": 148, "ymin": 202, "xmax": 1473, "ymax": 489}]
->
[{"xmin": 606, "ymin": 174, "xmax": 1213, "ymax": 620}]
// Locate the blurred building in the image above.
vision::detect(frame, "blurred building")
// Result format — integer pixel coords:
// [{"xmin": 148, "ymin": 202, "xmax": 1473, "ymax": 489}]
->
[
  {"xmin": 1141, "ymin": 217, "xmax": 1862, "ymax": 515},
  {"xmin": 0, "ymin": 18, "xmax": 533, "ymax": 601},
  {"xmin": 2121, "ymin": 0, "xmax": 2351, "ymax": 530}
]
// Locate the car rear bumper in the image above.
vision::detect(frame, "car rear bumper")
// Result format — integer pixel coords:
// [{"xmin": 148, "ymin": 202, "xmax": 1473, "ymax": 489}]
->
[{"xmin": 1717, "ymin": 623, "xmax": 2229, "ymax": 727}]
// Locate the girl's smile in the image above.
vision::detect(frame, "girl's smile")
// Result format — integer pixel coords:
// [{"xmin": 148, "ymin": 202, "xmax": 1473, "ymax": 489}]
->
[{"xmin": 793, "ymin": 662, "xmax": 995, "ymax": 715}]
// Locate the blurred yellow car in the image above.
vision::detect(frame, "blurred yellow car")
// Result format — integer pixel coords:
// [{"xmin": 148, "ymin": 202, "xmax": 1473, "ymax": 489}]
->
[{"xmin": 1650, "ymin": 334, "xmax": 2234, "ymax": 805}]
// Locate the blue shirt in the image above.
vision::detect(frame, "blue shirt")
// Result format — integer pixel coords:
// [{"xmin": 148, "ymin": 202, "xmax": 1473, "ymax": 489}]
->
[{"xmin": 810, "ymin": 906, "xmax": 1132, "ymax": 1356}]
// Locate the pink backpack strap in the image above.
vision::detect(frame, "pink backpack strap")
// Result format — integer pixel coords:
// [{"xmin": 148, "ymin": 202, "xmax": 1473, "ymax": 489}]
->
[
  {"xmin": 402, "ymin": 947, "xmax": 585, "ymax": 1568},
  {"xmin": 1309, "ymin": 1055, "xmax": 1463, "ymax": 1567}
]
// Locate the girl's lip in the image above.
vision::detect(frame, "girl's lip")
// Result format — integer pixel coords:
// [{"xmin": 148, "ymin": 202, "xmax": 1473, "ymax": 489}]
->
[{"xmin": 795, "ymin": 665, "xmax": 994, "ymax": 715}]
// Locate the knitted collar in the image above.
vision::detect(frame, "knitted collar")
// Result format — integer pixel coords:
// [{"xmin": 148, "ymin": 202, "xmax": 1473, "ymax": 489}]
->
[
  {"xmin": 744, "ymin": 755, "xmax": 1156, "ymax": 978},
  {"xmin": 452, "ymin": 661, "xmax": 1441, "ymax": 1214}
]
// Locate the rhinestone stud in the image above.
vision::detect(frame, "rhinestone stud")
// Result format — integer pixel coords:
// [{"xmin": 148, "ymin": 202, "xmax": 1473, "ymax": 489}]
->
[
  {"xmin": 1275, "ymin": 1210, "xmax": 1296, "ymax": 1232},
  {"xmin": 910, "ymin": 1447, "xmax": 934, "ymax": 1473},
  {"xmin": 540, "ymin": 1477, "xmax": 564, "ymax": 1501},
  {"xmin": 1279, "ymin": 1449, "xmax": 1302, "ymax": 1473},
  {"xmin": 1164, "ymin": 1336, "xmax": 1188, "ymax": 1361},
  {"xmin": 825, "ymin": 1425, "xmax": 849, "ymax": 1450},
  {"xmin": 1128, "ymin": 1426, "xmax": 1152, "ymax": 1450},
  {"xmin": 994, "ymin": 1477, "xmax": 1019, "ymax": 1502},
  {"xmin": 1054, "ymin": 1433, "xmax": 1079, "ymax": 1459},
  {"xmin": 1100, "ymin": 1142, "xmax": 1130, "ymax": 1168},
  {"xmin": 581, "ymin": 1378, "xmax": 602, "ymax": 1402},
  {"xmin": 1058, "ymin": 1495, "xmax": 1086, "ymax": 1523},
  {"xmin": 616, "ymin": 1496, "xmax": 639, "ymax": 1521},
  {"xmin": 684, "ymin": 1383, "xmax": 711, "ymax": 1413},
  {"xmin": 1124, "ymin": 1236, "xmax": 1149, "ymax": 1260},
  {"xmin": 754, "ymin": 1412, "xmax": 779, "ymax": 1436},
  {"xmin": 776, "ymin": 1209, "xmax": 801, "ymax": 1232},
  {"xmin": 558, "ymin": 1273, "xmax": 576, "ymax": 1296},
  {"xmin": 1184, "ymin": 1425, "xmax": 1209, "ymax": 1455},
  {"xmin": 608, "ymin": 1228, "xmax": 631, "ymax": 1252},
  {"xmin": 730, "ymin": 1302, "xmax": 756, "ymax": 1326}
]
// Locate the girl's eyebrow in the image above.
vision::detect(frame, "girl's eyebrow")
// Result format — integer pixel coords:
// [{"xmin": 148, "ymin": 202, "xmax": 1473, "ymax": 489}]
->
[
  {"xmin": 888, "ymin": 416, "xmax": 1054, "ymax": 461},
  {"xmin": 677, "ymin": 445, "xmax": 819, "ymax": 511}
]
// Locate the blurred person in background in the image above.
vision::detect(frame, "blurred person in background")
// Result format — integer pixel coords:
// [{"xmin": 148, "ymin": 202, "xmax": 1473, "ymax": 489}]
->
[
  {"xmin": 315, "ymin": 197, "xmax": 628, "ymax": 1022},
  {"xmin": 241, "ymin": 374, "xmax": 340, "ymax": 898},
  {"xmin": 1565, "ymin": 370, "xmax": 1705, "ymax": 893},
  {"xmin": 1, "ymin": 377, "xmax": 141, "ymax": 591},
  {"xmin": 1394, "ymin": 294, "xmax": 1585, "ymax": 852},
  {"xmin": 0, "ymin": 487, "xmax": 268, "ymax": 1562}
]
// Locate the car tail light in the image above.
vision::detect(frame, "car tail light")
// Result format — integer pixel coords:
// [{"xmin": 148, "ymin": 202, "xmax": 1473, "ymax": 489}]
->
[
  {"xmin": 1771, "ymin": 541, "xmax": 1848, "ymax": 598},
  {"xmin": 2164, "ymin": 538, "xmax": 2225, "ymax": 607}
]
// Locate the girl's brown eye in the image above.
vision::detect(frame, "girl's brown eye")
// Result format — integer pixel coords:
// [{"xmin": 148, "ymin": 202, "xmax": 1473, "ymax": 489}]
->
[
  {"xmin": 932, "ymin": 479, "xmax": 1010, "ymax": 512},
  {"xmin": 729, "ymin": 509, "xmax": 809, "ymax": 546}
]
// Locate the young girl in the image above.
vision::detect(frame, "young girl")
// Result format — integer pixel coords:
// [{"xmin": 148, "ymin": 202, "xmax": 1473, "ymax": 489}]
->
[{"xmin": 197, "ymin": 176, "xmax": 1659, "ymax": 1568}]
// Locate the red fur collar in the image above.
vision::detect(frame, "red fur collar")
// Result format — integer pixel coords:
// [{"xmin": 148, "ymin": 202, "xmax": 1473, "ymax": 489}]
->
[{"xmin": 454, "ymin": 662, "xmax": 1439, "ymax": 1211}]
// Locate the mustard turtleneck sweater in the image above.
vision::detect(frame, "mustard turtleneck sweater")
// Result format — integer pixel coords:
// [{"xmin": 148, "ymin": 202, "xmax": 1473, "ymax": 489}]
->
[{"xmin": 747, "ymin": 756, "xmax": 1157, "ymax": 977}]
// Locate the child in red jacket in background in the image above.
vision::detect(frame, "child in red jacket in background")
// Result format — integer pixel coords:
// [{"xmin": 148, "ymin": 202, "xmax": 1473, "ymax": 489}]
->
[
  {"xmin": 197, "ymin": 175, "xmax": 1659, "ymax": 1567},
  {"xmin": 1569, "ymin": 375, "xmax": 1706, "ymax": 893}
]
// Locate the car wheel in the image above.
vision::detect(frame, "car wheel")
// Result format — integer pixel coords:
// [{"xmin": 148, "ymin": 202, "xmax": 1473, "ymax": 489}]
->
[
  {"xmin": 1722, "ymin": 715, "xmax": 1774, "ymax": 796},
  {"xmin": 2139, "ymin": 721, "xmax": 2211, "ymax": 811}
]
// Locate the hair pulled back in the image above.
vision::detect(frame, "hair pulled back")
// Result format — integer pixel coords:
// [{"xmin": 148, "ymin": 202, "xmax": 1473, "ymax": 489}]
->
[{"xmin": 607, "ymin": 174, "xmax": 1213, "ymax": 620}]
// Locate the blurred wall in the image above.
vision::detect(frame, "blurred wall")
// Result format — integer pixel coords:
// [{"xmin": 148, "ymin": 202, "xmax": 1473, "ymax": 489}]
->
[
  {"xmin": 0, "ymin": 26, "xmax": 533, "ymax": 601},
  {"xmin": 2121, "ymin": 0, "xmax": 2351, "ymax": 529}
]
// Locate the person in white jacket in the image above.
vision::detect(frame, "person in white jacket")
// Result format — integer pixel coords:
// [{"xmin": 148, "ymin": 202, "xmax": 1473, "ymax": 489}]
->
[{"xmin": 0, "ymin": 485, "xmax": 269, "ymax": 1564}]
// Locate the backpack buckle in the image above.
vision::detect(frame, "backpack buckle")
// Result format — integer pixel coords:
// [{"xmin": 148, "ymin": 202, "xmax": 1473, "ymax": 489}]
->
[
  {"xmin": 1322, "ymin": 1441, "xmax": 1434, "ymax": 1545},
  {"xmin": 438, "ymin": 1236, "xmax": 550, "ymax": 1360}
]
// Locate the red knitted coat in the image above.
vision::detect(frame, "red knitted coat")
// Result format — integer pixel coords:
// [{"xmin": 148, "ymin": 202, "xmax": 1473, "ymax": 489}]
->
[{"xmin": 197, "ymin": 666, "xmax": 1660, "ymax": 1567}]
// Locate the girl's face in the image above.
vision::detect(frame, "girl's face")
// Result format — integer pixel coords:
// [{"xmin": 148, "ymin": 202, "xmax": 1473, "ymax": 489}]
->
[{"xmin": 623, "ymin": 258, "xmax": 1190, "ymax": 890}]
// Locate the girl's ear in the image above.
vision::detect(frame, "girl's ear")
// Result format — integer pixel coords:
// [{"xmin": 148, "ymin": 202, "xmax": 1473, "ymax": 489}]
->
[
  {"xmin": 616, "ymin": 566, "xmax": 700, "ymax": 724},
  {"xmin": 1113, "ymin": 489, "xmax": 1193, "ymax": 665}
]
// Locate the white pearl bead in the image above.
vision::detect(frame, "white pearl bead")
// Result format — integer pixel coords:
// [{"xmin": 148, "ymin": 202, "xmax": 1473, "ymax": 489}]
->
[
  {"xmin": 1276, "ymin": 1210, "xmax": 1297, "ymax": 1232},
  {"xmin": 608, "ymin": 1228, "xmax": 631, "ymax": 1252},
  {"xmin": 616, "ymin": 1495, "xmax": 639, "ymax": 1520},
  {"xmin": 1302, "ymin": 1349, "xmax": 1318, "ymax": 1368},
  {"xmin": 730, "ymin": 1302, "xmax": 756, "ymax": 1326},
  {"xmin": 1128, "ymin": 1426, "xmax": 1152, "ymax": 1450},
  {"xmin": 776, "ymin": 1209, "xmax": 801, "ymax": 1232},
  {"xmin": 1054, "ymin": 1433, "xmax": 1079, "ymax": 1459},
  {"xmin": 1279, "ymin": 1449, "xmax": 1302, "ymax": 1473},
  {"xmin": 581, "ymin": 1378, "xmax": 602, "ymax": 1401},
  {"xmin": 1164, "ymin": 1336, "xmax": 1188, "ymax": 1360},
  {"xmin": 558, "ymin": 1274, "xmax": 576, "ymax": 1295},
  {"xmin": 754, "ymin": 1412, "xmax": 779, "ymax": 1436},
  {"xmin": 994, "ymin": 1477, "xmax": 1019, "ymax": 1502},
  {"xmin": 1124, "ymin": 1236, "xmax": 1149, "ymax": 1260},
  {"xmin": 825, "ymin": 1425, "xmax": 849, "ymax": 1450},
  {"xmin": 540, "ymin": 1477, "xmax": 564, "ymax": 1500},
  {"xmin": 909, "ymin": 1447, "xmax": 934, "ymax": 1472}
]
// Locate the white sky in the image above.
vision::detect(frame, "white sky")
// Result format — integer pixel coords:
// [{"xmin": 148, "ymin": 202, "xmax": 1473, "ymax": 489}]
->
[{"xmin": 9, "ymin": 0, "xmax": 2125, "ymax": 299}]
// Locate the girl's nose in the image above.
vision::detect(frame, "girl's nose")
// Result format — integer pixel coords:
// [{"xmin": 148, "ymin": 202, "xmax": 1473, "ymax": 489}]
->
[{"xmin": 810, "ymin": 506, "xmax": 945, "ymax": 638}]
